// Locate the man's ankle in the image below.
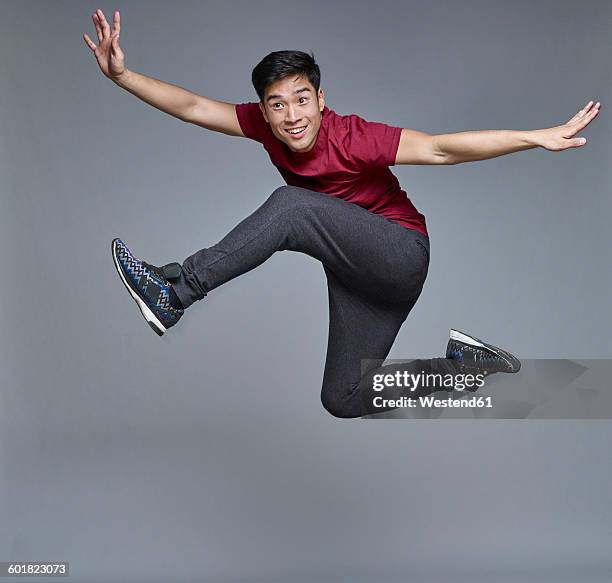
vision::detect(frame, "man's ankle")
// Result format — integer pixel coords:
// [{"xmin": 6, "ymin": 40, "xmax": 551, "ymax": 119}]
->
[{"xmin": 168, "ymin": 286, "xmax": 184, "ymax": 310}]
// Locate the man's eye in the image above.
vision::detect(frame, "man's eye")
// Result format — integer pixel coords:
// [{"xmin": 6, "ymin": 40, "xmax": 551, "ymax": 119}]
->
[
  {"xmin": 299, "ymin": 97, "xmax": 308, "ymax": 104},
  {"xmin": 273, "ymin": 103, "xmax": 283, "ymax": 109}
]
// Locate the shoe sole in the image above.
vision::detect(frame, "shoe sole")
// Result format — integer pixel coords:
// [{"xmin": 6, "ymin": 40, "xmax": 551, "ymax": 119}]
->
[
  {"xmin": 111, "ymin": 239, "xmax": 166, "ymax": 337},
  {"xmin": 449, "ymin": 328, "xmax": 521, "ymax": 372}
]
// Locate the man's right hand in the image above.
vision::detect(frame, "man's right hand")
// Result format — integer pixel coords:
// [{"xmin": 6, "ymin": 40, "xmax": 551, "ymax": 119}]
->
[
  {"xmin": 83, "ymin": 9, "xmax": 126, "ymax": 81},
  {"xmin": 82, "ymin": 9, "xmax": 244, "ymax": 137}
]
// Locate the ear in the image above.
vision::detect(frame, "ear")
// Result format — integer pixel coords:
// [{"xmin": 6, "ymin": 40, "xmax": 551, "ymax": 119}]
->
[
  {"xmin": 258, "ymin": 101, "xmax": 269, "ymax": 123},
  {"xmin": 318, "ymin": 88, "xmax": 325, "ymax": 113}
]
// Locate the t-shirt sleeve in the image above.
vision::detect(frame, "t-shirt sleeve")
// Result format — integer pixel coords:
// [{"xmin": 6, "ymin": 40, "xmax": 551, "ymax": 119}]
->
[
  {"xmin": 346, "ymin": 115, "xmax": 403, "ymax": 168},
  {"xmin": 235, "ymin": 102, "xmax": 269, "ymax": 143}
]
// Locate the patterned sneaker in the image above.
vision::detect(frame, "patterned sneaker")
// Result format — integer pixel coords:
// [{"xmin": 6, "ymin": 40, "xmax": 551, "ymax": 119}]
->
[
  {"xmin": 111, "ymin": 238, "xmax": 183, "ymax": 336},
  {"xmin": 446, "ymin": 329, "xmax": 521, "ymax": 374}
]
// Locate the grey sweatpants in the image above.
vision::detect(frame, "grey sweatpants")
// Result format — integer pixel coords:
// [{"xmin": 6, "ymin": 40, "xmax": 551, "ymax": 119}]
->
[{"xmin": 173, "ymin": 185, "xmax": 461, "ymax": 418}]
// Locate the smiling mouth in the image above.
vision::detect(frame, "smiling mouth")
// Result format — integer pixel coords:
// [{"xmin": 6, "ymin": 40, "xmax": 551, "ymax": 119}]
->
[{"xmin": 284, "ymin": 125, "xmax": 308, "ymax": 135}]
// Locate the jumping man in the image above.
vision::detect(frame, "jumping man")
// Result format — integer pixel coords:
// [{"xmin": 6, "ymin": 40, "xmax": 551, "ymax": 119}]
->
[{"xmin": 84, "ymin": 9, "xmax": 600, "ymax": 417}]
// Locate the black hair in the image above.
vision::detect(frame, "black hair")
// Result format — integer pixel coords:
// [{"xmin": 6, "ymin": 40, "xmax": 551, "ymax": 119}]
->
[{"xmin": 251, "ymin": 50, "xmax": 321, "ymax": 101}]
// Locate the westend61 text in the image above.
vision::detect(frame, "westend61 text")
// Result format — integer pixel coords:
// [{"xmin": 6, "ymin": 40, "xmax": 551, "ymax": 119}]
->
[{"xmin": 372, "ymin": 395, "xmax": 493, "ymax": 408}]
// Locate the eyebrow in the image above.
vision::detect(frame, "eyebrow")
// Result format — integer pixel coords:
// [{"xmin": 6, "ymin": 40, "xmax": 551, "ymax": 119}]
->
[{"xmin": 266, "ymin": 87, "xmax": 312, "ymax": 103}]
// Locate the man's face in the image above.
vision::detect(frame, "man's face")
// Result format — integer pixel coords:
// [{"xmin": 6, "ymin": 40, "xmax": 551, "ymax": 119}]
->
[{"xmin": 259, "ymin": 75, "xmax": 325, "ymax": 153}]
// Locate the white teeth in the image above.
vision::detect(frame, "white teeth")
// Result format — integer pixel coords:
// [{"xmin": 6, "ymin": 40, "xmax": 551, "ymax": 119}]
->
[{"xmin": 286, "ymin": 126, "xmax": 306, "ymax": 134}]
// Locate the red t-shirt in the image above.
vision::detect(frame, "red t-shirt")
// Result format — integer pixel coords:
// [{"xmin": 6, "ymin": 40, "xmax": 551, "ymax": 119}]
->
[{"xmin": 235, "ymin": 103, "xmax": 428, "ymax": 236}]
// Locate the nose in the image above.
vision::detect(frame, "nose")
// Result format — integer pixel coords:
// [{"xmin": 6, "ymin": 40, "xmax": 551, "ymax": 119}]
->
[{"xmin": 285, "ymin": 105, "xmax": 301, "ymax": 123}]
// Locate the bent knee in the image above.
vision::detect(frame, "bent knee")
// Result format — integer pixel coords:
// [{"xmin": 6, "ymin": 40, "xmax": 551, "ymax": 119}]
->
[
  {"xmin": 267, "ymin": 185, "xmax": 321, "ymax": 208},
  {"xmin": 320, "ymin": 389, "xmax": 363, "ymax": 419},
  {"xmin": 268, "ymin": 185, "xmax": 300, "ymax": 202}
]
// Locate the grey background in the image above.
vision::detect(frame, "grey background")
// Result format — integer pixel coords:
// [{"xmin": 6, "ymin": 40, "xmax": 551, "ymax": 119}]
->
[{"xmin": 1, "ymin": 0, "xmax": 611, "ymax": 581}]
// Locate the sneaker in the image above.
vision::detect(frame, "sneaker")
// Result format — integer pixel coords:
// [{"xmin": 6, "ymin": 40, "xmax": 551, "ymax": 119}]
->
[
  {"xmin": 446, "ymin": 329, "xmax": 521, "ymax": 374},
  {"xmin": 111, "ymin": 238, "xmax": 183, "ymax": 336}
]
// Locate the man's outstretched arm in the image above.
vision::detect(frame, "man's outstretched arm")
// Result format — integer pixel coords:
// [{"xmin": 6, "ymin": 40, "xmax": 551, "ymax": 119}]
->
[
  {"xmin": 83, "ymin": 9, "xmax": 244, "ymax": 137},
  {"xmin": 395, "ymin": 101, "xmax": 601, "ymax": 165}
]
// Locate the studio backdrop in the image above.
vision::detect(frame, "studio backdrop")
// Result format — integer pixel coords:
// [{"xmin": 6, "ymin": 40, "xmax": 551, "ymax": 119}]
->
[{"xmin": 1, "ymin": 1, "xmax": 611, "ymax": 582}]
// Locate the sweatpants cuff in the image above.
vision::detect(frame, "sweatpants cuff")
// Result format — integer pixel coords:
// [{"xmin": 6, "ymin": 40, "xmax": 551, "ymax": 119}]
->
[{"xmin": 172, "ymin": 267, "xmax": 207, "ymax": 309}]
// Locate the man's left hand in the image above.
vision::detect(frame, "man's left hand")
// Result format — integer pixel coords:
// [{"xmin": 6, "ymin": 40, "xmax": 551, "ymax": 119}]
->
[{"xmin": 535, "ymin": 100, "xmax": 601, "ymax": 151}]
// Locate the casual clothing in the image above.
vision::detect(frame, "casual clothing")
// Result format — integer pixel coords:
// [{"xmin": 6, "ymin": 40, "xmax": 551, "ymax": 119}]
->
[
  {"xmin": 173, "ymin": 185, "xmax": 429, "ymax": 307},
  {"xmin": 235, "ymin": 103, "xmax": 428, "ymax": 236},
  {"xmin": 172, "ymin": 186, "xmax": 458, "ymax": 418},
  {"xmin": 171, "ymin": 105, "xmax": 451, "ymax": 418}
]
